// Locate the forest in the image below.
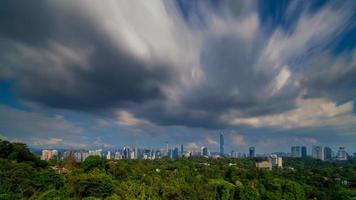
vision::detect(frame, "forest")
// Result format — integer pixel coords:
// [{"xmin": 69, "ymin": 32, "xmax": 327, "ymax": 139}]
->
[{"xmin": 0, "ymin": 139, "xmax": 355, "ymax": 200}]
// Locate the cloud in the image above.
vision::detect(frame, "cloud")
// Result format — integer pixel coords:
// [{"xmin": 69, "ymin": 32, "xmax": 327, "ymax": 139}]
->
[
  {"xmin": 186, "ymin": 142, "xmax": 199, "ymax": 151},
  {"xmin": 229, "ymin": 98, "xmax": 356, "ymax": 130},
  {"xmin": 93, "ymin": 137, "xmax": 111, "ymax": 148},
  {"xmin": 231, "ymin": 134, "xmax": 246, "ymax": 145},
  {"xmin": 0, "ymin": 0, "xmax": 185, "ymax": 112},
  {"xmin": 117, "ymin": 111, "xmax": 142, "ymax": 126},
  {"xmin": 96, "ymin": 119, "xmax": 112, "ymax": 127},
  {"xmin": 0, "ymin": 105, "xmax": 86, "ymax": 147},
  {"xmin": 31, "ymin": 138, "xmax": 63, "ymax": 146},
  {"xmin": 0, "ymin": 0, "xmax": 355, "ymax": 151},
  {"xmin": 205, "ymin": 136, "xmax": 218, "ymax": 146}
]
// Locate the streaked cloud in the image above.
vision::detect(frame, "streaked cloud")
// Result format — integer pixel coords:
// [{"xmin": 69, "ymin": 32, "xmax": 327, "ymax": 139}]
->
[{"xmin": 0, "ymin": 0, "xmax": 355, "ymax": 151}]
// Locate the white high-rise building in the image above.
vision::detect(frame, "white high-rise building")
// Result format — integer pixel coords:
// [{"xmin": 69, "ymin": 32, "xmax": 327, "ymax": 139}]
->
[
  {"xmin": 106, "ymin": 151, "xmax": 112, "ymax": 160},
  {"xmin": 82, "ymin": 151, "xmax": 89, "ymax": 161},
  {"xmin": 312, "ymin": 146, "xmax": 324, "ymax": 160},
  {"xmin": 268, "ymin": 154, "xmax": 283, "ymax": 168},
  {"xmin": 336, "ymin": 147, "xmax": 347, "ymax": 161},
  {"xmin": 201, "ymin": 146, "xmax": 209, "ymax": 157},
  {"xmin": 89, "ymin": 149, "xmax": 103, "ymax": 156},
  {"xmin": 130, "ymin": 151, "xmax": 136, "ymax": 159},
  {"xmin": 114, "ymin": 151, "xmax": 122, "ymax": 160}
]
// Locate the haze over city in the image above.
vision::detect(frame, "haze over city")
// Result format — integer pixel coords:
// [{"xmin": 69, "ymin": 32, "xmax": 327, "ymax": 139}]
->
[{"xmin": 0, "ymin": 0, "xmax": 355, "ymax": 153}]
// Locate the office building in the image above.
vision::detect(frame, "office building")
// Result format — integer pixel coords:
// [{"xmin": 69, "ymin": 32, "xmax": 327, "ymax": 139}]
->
[
  {"xmin": 82, "ymin": 151, "xmax": 89, "ymax": 161},
  {"xmin": 324, "ymin": 147, "xmax": 332, "ymax": 161},
  {"xmin": 268, "ymin": 154, "xmax": 283, "ymax": 168},
  {"xmin": 180, "ymin": 144, "xmax": 184, "ymax": 155},
  {"xmin": 106, "ymin": 151, "xmax": 112, "ymax": 160},
  {"xmin": 173, "ymin": 147, "xmax": 179, "ymax": 159},
  {"xmin": 114, "ymin": 151, "xmax": 122, "ymax": 160},
  {"xmin": 291, "ymin": 146, "xmax": 301, "ymax": 157},
  {"xmin": 336, "ymin": 147, "xmax": 347, "ymax": 161},
  {"xmin": 89, "ymin": 149, "xmax": 102, "ymax": 157},
  {"xmin": 312, "ymin": 145, "xmax": 324, "ymax": 160},
  {"xmin": 74, "ymin": 151, "xmax": 90, "ymax": 162},
  {"xmin": 166, "ymin": 142, "xmax": 169, "ymax": 156},
  {"xmin": 201, "ymin": 146, "xmax": 209, "ymax": 157},
  {"xmin": 220, "ymin": 133, "xmax": 224, "ymax": 156},
  {"xmin": 301, "ymin": 146, "xmax": 307, "ymax": 157},
  {"xmin": 249, "ymin": 147, "xmax": 255, "ymax": 158}
]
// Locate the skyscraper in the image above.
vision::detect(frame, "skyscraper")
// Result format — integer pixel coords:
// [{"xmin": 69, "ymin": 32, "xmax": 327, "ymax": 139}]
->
[
  {"xmin": 172, "ymin": 147, "xmax": 179, "ymax": 159},
  {"xmin": 312, "ymin": 145, "xmax": 324, "ymax": 160},
  {"xmin": 220, "ymin": 133, "xmax": 224, "ymax": 156},
  {"xmin": 324, "ymin": 147, "xmax": 332, "ymax": 160},
  {"xmin": 336, "ymin": 146, "xmax": 347, "ymax": 161},
  {"xmin": 166, "ymin": 142, "xmax": 169, "ymax": 156},
  {"xmin": 301, "ymin": 146, "xmax": 307, "ymax": 157},
  {"xmin": 249, "ymin": 147, "xmax": 255, "ymax": 158},
  {"xmin": 201, "ymin": 146, "xmax": 209, "ymax": 157},
  {"xmin": 291, "ymin": 146, "xmax": 301, "ymax": 157},
  {"xmin": 180, "ymin": 144, "xmax": 184, "ymax": 155}
]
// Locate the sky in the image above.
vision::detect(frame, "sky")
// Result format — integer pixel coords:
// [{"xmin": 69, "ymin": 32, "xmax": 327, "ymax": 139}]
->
[{"xmin": 0, "ymin": 0, "xmax": 355, "ymax": 154}]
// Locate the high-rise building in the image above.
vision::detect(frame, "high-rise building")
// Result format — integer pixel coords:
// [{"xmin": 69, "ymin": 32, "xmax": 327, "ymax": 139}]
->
[
  {"xmin": 249, "ymin": 147, "xmax": 255, "ymax": 158},
  {"xmin": 122, "ymin": 147, "xmax": 129, "ymax": 159},
  {"xmin": 74, "ymin": 152, "xmax": 82, "ymax": 161},
  {"xmin": 89, "ymin": 149, "xmax": 102, "ymax": 157},
  {"xmin": 220, "ymin": 133, "xmax": 224, "ymax": 156},
  {"xmin": 173, "ymin": 147, "xmax": 179, "ymax": 159},
  {"xmin": 106, "ymin": 151, "xmax": 112, "ymax": 160},
  {"xmin": 324, "ymin": 147, "xmax": 332, "ymax": 161},
  {"xmin": 301, "ymin": 146, "xmax": 307, "ymax": 157},
  {"xmin": 166, "ymin": 142, "xmax": 169, "ymax": 156},
  {"xmin": 82, "ymin": 151, "xmax": 89, "ymax": 161},
  {"xmin": 114, "ymin": 151, "xmax": 122, "ymax": 160},
  {"xmin": 312, "ymin": 145, "xmax": 324, "ymax": 160},
  {"xmin": 168, "ymin": 149, "xmax": 173, "ymax": 159},
  {"xmin": 180, "ymin": 144, "xmax": 184, "ymax": 155},
  {"xmin": 201, "ymin": 146, "xmax": 209, "ymax": 157},
  {"xmin": 268, "ymin": 154, "xmax": 283, "ymax": 168},
  {"xmin": 336, "ymin": 147, "xmax": 347, "ymax": 161},
  {"xmin": 291, "ymin": 146, "xmax": 301, "ymax": 157}
]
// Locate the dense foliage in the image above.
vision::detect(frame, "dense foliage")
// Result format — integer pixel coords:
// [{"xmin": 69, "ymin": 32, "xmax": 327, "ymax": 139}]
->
[{"xmin": 0, "ymin": 139, "xmax": 355, "ymax": 200}]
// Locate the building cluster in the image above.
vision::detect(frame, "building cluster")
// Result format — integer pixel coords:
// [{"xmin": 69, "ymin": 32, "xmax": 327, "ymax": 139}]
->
[
  {"xmin": 40, "ymin": 133, "xmax": 352, "ymax": 162},
  {"xmin": 291, "ymin": 145, "xmax": 348, "ymax": 161},
  {"xmin": 256, "ymin": 154, "xmax": 283, "ymax": 170}
]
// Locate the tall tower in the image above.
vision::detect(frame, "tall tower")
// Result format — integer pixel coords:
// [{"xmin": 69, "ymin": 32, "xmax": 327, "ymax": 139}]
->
[
  {"xmin": 220, "ymin": 133, "xmax": 224, "ymax": 156},
  {"xmin": 312, "ymin": 145, "xmax": 324, "ymax": 160},
  {"xmin": 249, "ymin": 147, "xmax": 255, "ymax": 158},
  {"xmin": 301, "ymin": 146, "xmax": 307, "ymax": 157},
  {"xmin": 166, "ymin": 141, "xmax": 169, "ymax": 156}
]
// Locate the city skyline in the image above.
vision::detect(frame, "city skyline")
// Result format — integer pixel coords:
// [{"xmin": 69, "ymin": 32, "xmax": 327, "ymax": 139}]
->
[
  {"xmin": 33, "ymin": 133, "xmax": 353, "ymax": 160},
  {"xmin": 0, "ymin": 1, "xmax": 355, "ymax": 152},
  {"xmin": 37, "ymin": 142, "xmax": 352, "ymax": 163}
]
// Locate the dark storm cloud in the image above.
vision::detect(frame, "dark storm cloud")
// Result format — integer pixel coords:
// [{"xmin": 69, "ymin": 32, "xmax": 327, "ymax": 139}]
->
[
  {"xmin": 0, "ymin": 0, "xmax": 175, "ymax": 111},
  {"xmin": 0, "ymin": 0, "xmax": 54, "ymax": 46},
  {"xmin": 0, "ymin": 0, "xmax": 355, "ymax": 132},
  {"xmin": 183, "ymin": 35, "xmax": 299, "ymax": 117},
  {"xmin": 301, "ymin": 52, "xmax": 356, "ymax": 104}
]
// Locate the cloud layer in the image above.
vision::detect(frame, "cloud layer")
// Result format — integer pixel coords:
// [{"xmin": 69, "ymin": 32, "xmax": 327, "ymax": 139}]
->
[{"xmin": 0, "ymin": 0, "xmax": 355, "ymax": 151}]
